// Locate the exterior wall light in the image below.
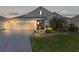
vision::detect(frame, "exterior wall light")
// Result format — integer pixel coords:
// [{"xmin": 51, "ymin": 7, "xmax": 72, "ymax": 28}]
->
[{"xmin": 37, "ymin": 21, "xmax": 40, "ymax": 25}]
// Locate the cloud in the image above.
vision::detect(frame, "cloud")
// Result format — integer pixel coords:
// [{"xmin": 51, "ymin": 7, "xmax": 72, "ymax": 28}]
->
[
  {"xmin": 59, "ymin": 10, "xmax": 69, "ymax": 14},
  {"xmin": 9, "ymin": 12, "xmax": 19, "ymax": 15},
  {"xmin": 58, "ymin": 10, "xmax": 76, "ymax": 17}
]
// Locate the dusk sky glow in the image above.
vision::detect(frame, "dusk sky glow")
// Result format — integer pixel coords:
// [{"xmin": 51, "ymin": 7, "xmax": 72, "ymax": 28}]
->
[{"xmin": 0, "ymin": 6, "xmax": 79, "ymax": 18}]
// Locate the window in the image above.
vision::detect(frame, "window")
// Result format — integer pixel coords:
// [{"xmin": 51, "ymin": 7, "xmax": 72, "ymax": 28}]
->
[{"xmin": 40, "ymin": 10, "xmax": 42, "ymax": 15}]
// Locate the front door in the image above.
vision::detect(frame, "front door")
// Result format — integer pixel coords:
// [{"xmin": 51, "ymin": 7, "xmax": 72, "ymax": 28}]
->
[{"xmin": 37, "ymin": 20, "xmax": 44, "ymax": 30}]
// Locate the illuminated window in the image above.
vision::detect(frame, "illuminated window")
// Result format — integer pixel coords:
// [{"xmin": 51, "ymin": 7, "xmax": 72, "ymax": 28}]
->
[{"xmin": 40, "ymin": 10, "xmax": 42, "ymax": 15}]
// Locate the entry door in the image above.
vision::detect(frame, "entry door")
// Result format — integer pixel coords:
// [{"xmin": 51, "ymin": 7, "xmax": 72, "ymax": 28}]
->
[{"xmin": 37, "ymin": 20, "xmax": 44, "ymax": 30}]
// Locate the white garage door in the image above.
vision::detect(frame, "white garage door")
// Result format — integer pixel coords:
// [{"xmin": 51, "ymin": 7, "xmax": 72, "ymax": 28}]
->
[
  {"xmin": 19, "ymin": 21, "xmax": 36, "ymax": 31},
  {"xmin": 3, "ymin": 20, "xmax": 36, "ymax": 31}
]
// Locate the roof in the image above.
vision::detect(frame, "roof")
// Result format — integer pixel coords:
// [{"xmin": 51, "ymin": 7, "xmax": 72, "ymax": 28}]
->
[
  {"xmin": 15, "ymin": 6, "xmax": 63, "ymax": 21},
  {"xmin": 0, "ymin": 16, "xmax": 7, "ymax": 21}
]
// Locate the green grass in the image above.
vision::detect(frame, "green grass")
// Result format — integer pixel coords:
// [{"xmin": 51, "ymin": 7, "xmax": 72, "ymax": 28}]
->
[{"xmin": 31, "ymin": 32, "xmax": 79, "ymax": 52}]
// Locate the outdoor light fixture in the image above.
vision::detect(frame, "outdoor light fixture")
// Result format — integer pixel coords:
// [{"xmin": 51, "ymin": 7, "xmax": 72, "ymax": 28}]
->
[{"xmin": 37, "ymin": 21, "xmax": 40, "ymax": 25}]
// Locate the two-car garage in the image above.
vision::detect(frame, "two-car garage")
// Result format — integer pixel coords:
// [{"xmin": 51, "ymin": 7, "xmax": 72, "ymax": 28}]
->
[
  {"xmin": 2, "ymin": 17, "xmax": 45, "ymax": 32},
  {"xmin": 3, "ymin": 20, "xmax": 37, "ymax": 31}
]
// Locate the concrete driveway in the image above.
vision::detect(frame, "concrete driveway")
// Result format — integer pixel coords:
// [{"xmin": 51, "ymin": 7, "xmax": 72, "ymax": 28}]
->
[{"xmin": 0, "ymin": 30, "xmax": 33, "ymax": 52}]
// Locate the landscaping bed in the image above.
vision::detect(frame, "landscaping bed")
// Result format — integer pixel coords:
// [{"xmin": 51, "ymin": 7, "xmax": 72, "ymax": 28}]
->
[{"xmin": 31, "ymin": 32, "xmax": 79, "ymax": 52}]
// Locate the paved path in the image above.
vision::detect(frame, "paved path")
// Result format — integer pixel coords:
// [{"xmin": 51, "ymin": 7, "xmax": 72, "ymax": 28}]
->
[{"xmin": 0, "ymin": 31, "xmax": 32, "ymax": 52}]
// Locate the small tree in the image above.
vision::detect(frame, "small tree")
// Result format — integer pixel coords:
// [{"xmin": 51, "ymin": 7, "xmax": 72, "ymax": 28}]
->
[
  {"xmin": 50, "ymin": 16, "xmax": 67, "ymax": 31},
  {"xmin": 67, "ymin": 23, "xmax": 78, "ymax": 32}
]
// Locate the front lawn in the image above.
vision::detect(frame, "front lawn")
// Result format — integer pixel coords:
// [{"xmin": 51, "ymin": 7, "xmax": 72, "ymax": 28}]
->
[{"xmin": 31, "ymin": 32, "xmax": 79, "ymax": 52}]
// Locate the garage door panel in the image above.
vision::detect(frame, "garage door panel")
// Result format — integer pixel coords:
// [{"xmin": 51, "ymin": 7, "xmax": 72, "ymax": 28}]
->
[{"xmin": 3, "ymin": 21, "xmax": 36, "ymax": 31}]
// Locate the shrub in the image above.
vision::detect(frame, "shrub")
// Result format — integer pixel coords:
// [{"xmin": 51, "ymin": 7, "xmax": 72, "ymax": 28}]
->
[
  {"xmin": 49, "ymin": 16, "xmax": 67, "ymax": 31},
  {"xmin": 67, "ymin": 23, "xmax": 78, "ymax": 32},
  {"xmin": 45, "ymin": 27, "xmax": 52, "ymax": 33},
  {"xmin": 56, "ymin": 28, "xmax": 67, "ymax": 32}
]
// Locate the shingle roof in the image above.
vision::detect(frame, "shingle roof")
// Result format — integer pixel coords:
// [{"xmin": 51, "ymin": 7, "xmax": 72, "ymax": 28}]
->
[
  {"xmin": 15, "ymin": 6, "xmax": 63, "ymax": 20},
  {"xmin": 0, "ymin": 16, "xmax": 7, "ymax": 21}
]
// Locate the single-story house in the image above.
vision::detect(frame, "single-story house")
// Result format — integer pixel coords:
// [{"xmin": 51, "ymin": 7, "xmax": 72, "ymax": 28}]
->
[{"xmin": 0, "ymin": 6, "xmax": 66, "ymax": 31}]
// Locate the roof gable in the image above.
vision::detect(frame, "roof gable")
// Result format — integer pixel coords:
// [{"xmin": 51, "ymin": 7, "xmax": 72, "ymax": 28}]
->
[
  {"xmin": 15, "ymin": 6, "xmax": 63, "ymax": 20},
  {"xmin": 16, "ymin": 7, "xmax": 53, "ymax": 19}
]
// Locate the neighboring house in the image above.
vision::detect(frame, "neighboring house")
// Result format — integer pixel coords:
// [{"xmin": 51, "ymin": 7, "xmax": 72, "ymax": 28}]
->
[{"xmin": 70, "ymin": 15, "xmax": 79, "ymax": 27}]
